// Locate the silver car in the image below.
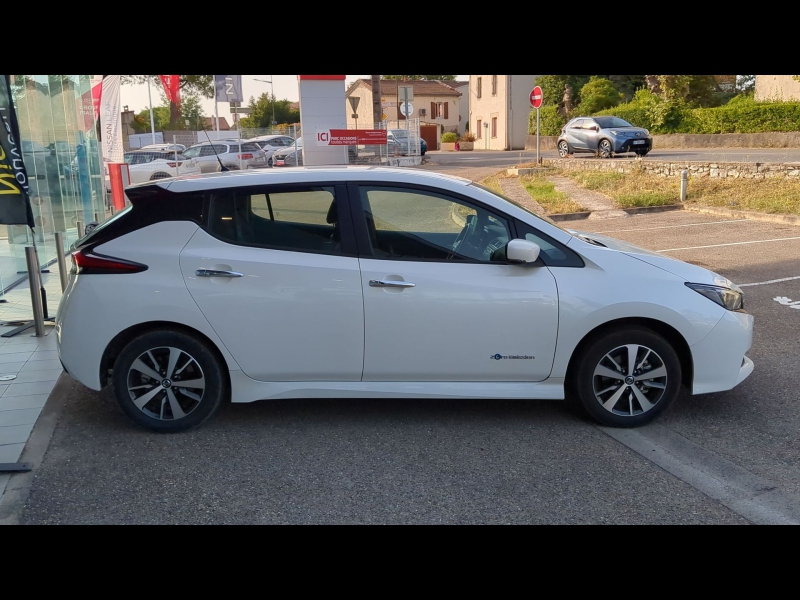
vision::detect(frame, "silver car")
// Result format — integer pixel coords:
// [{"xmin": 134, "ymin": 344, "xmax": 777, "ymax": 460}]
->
[
  {"xmin": 182, "ymin": 141, "xmax": 268, "ymax": 172},
  {"xmin": 557, "ymin": 116, "xmax": 652, "ymax": 159},
  {"xmin": 248, "ymin": 135, "xmax": 297, "ymax": 166}
]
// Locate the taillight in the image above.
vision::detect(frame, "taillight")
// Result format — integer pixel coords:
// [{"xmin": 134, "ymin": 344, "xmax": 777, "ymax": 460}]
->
[
  {"xmin": 166, "ymin": 161, "xmax": 182, "ymax": 167},
  {"xmin": 238, "ymin": 153, "xmax": 253, "ymax": 159},
  {"xmin": 70, "ymin": 249, "xmax": 148, "ymax": 275}
]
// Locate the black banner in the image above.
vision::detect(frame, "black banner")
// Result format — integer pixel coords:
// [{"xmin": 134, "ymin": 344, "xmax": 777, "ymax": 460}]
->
[{"xmin": 0, "ymin": 74, "xmax": 35, "ymax": 227}]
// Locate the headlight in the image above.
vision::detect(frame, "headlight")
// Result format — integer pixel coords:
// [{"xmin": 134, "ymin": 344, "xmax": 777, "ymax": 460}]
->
[
  {"xmin": 685, "ymin": 283, "xmax": 744, "ymax": 311},
  {"xmin": 609, "ymin": 130, "xmax": 622, "ymax": 136}
]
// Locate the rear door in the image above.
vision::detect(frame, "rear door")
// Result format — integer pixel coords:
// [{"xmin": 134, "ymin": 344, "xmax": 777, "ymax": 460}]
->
[{"xmin": 181, "ymin": 182, "xmax": 365, "ymax": 382}]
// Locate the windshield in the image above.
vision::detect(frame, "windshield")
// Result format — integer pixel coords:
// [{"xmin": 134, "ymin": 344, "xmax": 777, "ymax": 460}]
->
[
  {"xmin": 469, "ymin": 181, "xmax": 568, "ymax": 232},
  {"xmin": 594, "ymin": 117, "xmax": 634, "ymax": 129}
]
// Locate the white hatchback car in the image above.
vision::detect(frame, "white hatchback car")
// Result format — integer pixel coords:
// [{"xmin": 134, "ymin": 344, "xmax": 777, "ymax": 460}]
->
[
  {"xmin": 56, "ymin": 167, "xmax": 754, "ymax": 433},
  {"xmin": 123, "ymin": 150, "xmax": 201, "ymax": 184}
]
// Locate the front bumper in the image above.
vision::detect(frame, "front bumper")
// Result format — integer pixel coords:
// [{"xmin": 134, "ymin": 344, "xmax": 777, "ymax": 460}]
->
[
  {"xmin": 612, "ymin": 137, "xmax": 653, "ymax": 153},
  {"xmin": 690, "ymin": 309, "xmax": 754, "ymax": 395}
]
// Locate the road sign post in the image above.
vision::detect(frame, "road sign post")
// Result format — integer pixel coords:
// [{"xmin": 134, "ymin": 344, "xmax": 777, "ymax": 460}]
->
[{"xmin": 530, "ymin": 85, "xmax": 543, "ymax": 165}]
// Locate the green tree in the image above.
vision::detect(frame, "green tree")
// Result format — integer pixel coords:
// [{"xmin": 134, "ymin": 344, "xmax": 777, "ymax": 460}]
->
[
  {"xmin": 533, "ymin": 75, "xmax": 592, "ymax": 111},
  {"xmin": 129, "ymin": 90, "xmax": 207, "ymax": 133},
  {"xmin": 238, "ymin": 93, "xmax": 300, "ymax": 129},
  {"xmin": 649, "ymin": 75, "xmax": 722, "ymax": 107},
  {"xmin": 737, "ymin": 75, "xmax": 755, "ymax": 92},
  {"xmin": 577, "ymin": 77, "xmax": 623, "ymax": 114},
  {"xmin": 121, "ymin": 75, "xmax": 214, "ymax": 129}
]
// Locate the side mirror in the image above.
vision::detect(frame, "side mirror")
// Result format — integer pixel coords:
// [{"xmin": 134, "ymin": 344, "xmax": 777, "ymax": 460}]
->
[
  {"xmin": 592, "ymin": 125, "xmax": 599, "ymax": 131},
  {"xmin": 506, "ymin": 239, "xmax": 540, "ymax": 264}
]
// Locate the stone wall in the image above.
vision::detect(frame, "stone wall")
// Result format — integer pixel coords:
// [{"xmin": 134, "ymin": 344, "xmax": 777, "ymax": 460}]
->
[
  {"xmin": 543, "ymin": 157, "xmax": 800, "ymax": 180},
  {"xmin": 526, "ymin": 131, "xmax": 800, "ymax": 151}
]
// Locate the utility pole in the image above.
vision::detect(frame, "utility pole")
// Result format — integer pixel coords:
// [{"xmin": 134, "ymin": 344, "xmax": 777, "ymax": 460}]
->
[{"xmin": 371, "ymin": 75, "xmax": 382, "ymax": 126}]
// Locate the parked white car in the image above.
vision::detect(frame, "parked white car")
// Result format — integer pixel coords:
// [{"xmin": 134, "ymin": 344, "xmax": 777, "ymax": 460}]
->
[
  {"xmin": 181, "ymin": 141, "xmax": 267, "ymax": 173},
  {"xmin": 247, "ymin": 135, "xmax": 297, "ymax": 166},
  {"xmin": 57, "ymin": 167, "xmax": 754, "ymax": 433},
  {"xmin": 123, "ymin": 150, "xmax": 201, "ymax": 184},
  {"xmin": 139, "ymin": 143, "xmax": 187, "ymax": 153}
]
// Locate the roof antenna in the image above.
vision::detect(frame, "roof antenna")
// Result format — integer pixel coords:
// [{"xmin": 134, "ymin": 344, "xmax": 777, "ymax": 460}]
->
[{"xmin": 199, "ymin": 123, "xmax": 229, "ymax": 172}]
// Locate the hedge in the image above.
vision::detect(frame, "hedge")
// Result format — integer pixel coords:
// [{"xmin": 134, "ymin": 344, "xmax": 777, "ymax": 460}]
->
[{"xmin": 528, "ymin": 97, "xmax": 800, "ymax": 135}]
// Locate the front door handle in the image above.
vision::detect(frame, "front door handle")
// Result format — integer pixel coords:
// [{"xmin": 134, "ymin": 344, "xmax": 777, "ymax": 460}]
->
[
  {"xmin": 369, "ymin": 279, "xmax": 415, "ymax": 288},
  {"xmin": 196, "ymin": 269, "xmax": 244, "ymax": 278}
]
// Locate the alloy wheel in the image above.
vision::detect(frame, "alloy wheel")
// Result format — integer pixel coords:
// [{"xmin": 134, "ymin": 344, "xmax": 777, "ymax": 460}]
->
[
  {"xmin": 126, "ymin": 346, "xmax": 206, "ymax": 421},
  {"xmin": 592, "ymin": 344, "xmax": 668, "ymax": 417}
]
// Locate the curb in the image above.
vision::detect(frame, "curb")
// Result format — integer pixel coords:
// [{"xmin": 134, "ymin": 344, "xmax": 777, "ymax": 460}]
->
[
  {"xmin": 550, "ymin": 204, "xmax": 685, "ymax": 222},
  {"xmin": 683, "ymin": 204, "xmax": 800, "ymax": 226},
  {"xmin": 0, "ymin": 372, "xmax": 70, "ymax": 525}
]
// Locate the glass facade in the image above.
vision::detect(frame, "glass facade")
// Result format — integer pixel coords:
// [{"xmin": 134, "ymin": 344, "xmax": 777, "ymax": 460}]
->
[{"xmin": 1, "ymin": 75, "xmax": 106, "ymax": 297}]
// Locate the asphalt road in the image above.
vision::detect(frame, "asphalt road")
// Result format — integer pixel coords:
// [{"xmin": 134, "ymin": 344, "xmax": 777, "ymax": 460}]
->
[
  {"xmin": 424, "ymin": 147, "xmax": 800, "ymax": 169},
  {"xmin": 16, "ymin": 209, "xmax": 800, "ymax": 524}
]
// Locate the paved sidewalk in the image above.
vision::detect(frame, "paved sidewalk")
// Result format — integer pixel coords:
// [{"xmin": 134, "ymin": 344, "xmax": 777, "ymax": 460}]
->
[
  {"xmin": 547, "ymin": 175, "xmax": 629, "ymax": 219},
  {"xmin": 0, "ymin": 264, "xmax": 62, "ymax": 502},
  {"xmin": 498, "ymin": 177, "xmax": 547, "ymax": 217}
]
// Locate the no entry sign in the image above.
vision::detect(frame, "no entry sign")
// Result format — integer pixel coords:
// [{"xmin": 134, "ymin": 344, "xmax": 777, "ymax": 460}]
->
[{"xmin": 530, "ymin": 86, "xmax": 543, "ymax": 109}]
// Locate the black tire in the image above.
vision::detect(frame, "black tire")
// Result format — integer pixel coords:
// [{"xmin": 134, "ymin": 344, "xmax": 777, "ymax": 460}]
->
[
  {"xmin": 112, "ymin": 329, "xmax": 225, "ymax": 433},
  {"xmin": 597, "ymin": 139, "xmax": 613, "ymax": 159},
  {"xmin": 572, "ymin": 327, "xmax": 681, "ymax": 428},
  {"xmin": 558, "ymin": 140, "xmax": 571, "ymax": 158}
]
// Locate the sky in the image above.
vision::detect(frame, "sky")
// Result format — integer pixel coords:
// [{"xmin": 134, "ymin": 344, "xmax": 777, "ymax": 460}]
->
[{"xmin": 120, "ymin": 75, "xmax": 469, "ymax": 126}]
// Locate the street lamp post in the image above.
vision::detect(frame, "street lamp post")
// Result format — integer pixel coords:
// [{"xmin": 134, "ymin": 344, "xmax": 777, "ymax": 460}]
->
[{"xmin": 254, "ymin": 77, "xmax": 276, "ymax": 127}]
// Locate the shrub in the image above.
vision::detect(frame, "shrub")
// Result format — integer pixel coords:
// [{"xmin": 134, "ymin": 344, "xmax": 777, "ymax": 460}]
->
[
  {"xmin": 441, "ymin": 132, "xmax": 458, "ymax": 143},
  {"xmin": 459, "ymin": 131, "xmax": 477, "ymax": 142},
  {"xmin": 577, "ymin": 77, "xmax": 623, "ymax": 114},
  {"xmin": 528, "ymin": 105, "xmax": 567, "ymax": 136}
]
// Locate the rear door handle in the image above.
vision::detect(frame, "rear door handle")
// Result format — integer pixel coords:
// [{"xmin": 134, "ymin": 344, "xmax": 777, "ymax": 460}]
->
[
  {"xmin": 196, "ymin": 269, "xmax": 243, "ymax": 278},
  {"xmin": 369, "ymin": 279, "xmax": 415, "ymax": 288}
]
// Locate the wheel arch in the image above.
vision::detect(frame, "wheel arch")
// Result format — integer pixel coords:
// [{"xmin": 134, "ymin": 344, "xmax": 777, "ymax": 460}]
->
[
  {"xmin": 100, "ymin": 320, "xmax": 232, "ymax": 391},
  {"xmin": 564, "ymin": 317, "xmax": 693, "ymax": 397}
]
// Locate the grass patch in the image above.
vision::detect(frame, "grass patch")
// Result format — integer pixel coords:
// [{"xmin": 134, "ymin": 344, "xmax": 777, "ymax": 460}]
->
[
  {"xmin": 520, "ymin": 175, "xmax": 585, "ymax": 214},
  {"xmin": 686, "ymin": 177, "xmax": 800, "ymax": 215},
  {"xmin": 562, "ymin": 170, "xmax": 679, "ymax": 207},
  {"xmin": 558, "ymin": 167, "xmax": 800, "ymax": 214},
  {"xmin": 480, "ymin": 173, "xmax": 504, "ymax": 195}
]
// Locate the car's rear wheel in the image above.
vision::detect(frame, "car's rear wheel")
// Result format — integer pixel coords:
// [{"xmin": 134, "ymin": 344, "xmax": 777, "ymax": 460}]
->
[
  {"xmin": 597, "ymin": 139, "xmax": 613, "ymax": 159},
  {"xmin": 558, "ymin": 140, "xmax": 571, "ymax": 158},
  {"xmin": 572, "ymin": 327, "xmax": 681, "ymax": 427},
  {"xmin": 112, "ymin": 330, "xmax": 225, "ymax": 433}
]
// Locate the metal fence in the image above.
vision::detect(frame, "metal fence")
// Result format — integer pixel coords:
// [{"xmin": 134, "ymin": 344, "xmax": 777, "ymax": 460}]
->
[{"xmin": 346, "ymin": 118, "xmax": 421, "ymax": 165}]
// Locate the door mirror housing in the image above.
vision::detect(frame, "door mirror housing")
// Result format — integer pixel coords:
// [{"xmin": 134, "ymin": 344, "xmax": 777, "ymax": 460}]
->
[{"xmin": 506, "ymin": 239, "xmax": 540, "ymax": 264}]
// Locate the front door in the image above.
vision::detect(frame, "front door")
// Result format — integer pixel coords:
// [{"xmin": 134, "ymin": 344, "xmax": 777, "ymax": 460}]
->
[
  {"xmin": 181, "ymin": 183, "xmax": 365, "ymax": 381},
  {"xmin": 351, "ymin": 183, "xmax": 559, "ymax": 382}
]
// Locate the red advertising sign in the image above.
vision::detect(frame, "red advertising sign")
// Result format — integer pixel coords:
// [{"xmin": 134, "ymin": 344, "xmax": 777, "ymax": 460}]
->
[
  {"xmin": 530, "ymin": 85, "xmax": 543, "ymax": 109},
  {"xmin": 316, "ymin": 129, "xmax": 387, "ymax": 146}
]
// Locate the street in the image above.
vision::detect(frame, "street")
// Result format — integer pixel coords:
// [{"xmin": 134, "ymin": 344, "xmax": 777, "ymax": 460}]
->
[
  {"xmin": 423, "ymin": 147, "xmax": 800, "ymax": 169},
  {"xmin": 17, "ymin": 209, "xmax": 800, "ymax": 524}
]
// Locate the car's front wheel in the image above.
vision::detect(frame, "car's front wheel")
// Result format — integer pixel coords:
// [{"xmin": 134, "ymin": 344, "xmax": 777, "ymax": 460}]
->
[
  {"xmin": 112, "ymin": 330, "xmax": 226, "ymax": 433},
  {"xmin": 573, "ymin": 327, "xmax": 682, "ymax": 427},
  {"xmin": 558, "ymin": 140, "xmax": 571, "ymax": 158},
  {"xmin": 597, "ymin": 139, "xmax": 613, "ymax": 159}
]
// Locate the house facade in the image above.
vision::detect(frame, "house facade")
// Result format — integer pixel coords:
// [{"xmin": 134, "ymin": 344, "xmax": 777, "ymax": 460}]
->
[
  {"xmin": 755, "ymin": 75, "xmax": 800, "ymax": 102},
  {"xmin": 469, "ymin": 75, "xmax": 539, "ymax": 150},
  {"xmin": 345, "ymin": 79, "xmax": 462, "ymax": 133}
]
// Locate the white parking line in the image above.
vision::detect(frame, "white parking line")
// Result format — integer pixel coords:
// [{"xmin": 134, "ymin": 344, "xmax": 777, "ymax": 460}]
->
[
  {"xmin": 592, "ymin": 219, "xmax": 749, "ymax": 234},
  {"xmin": 740, "ymin": 276, "xmax": 800, "ymax": 288},
  {"xmin": 658, "ymin": 236, "xmax": 800, "ymax": 252}
]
